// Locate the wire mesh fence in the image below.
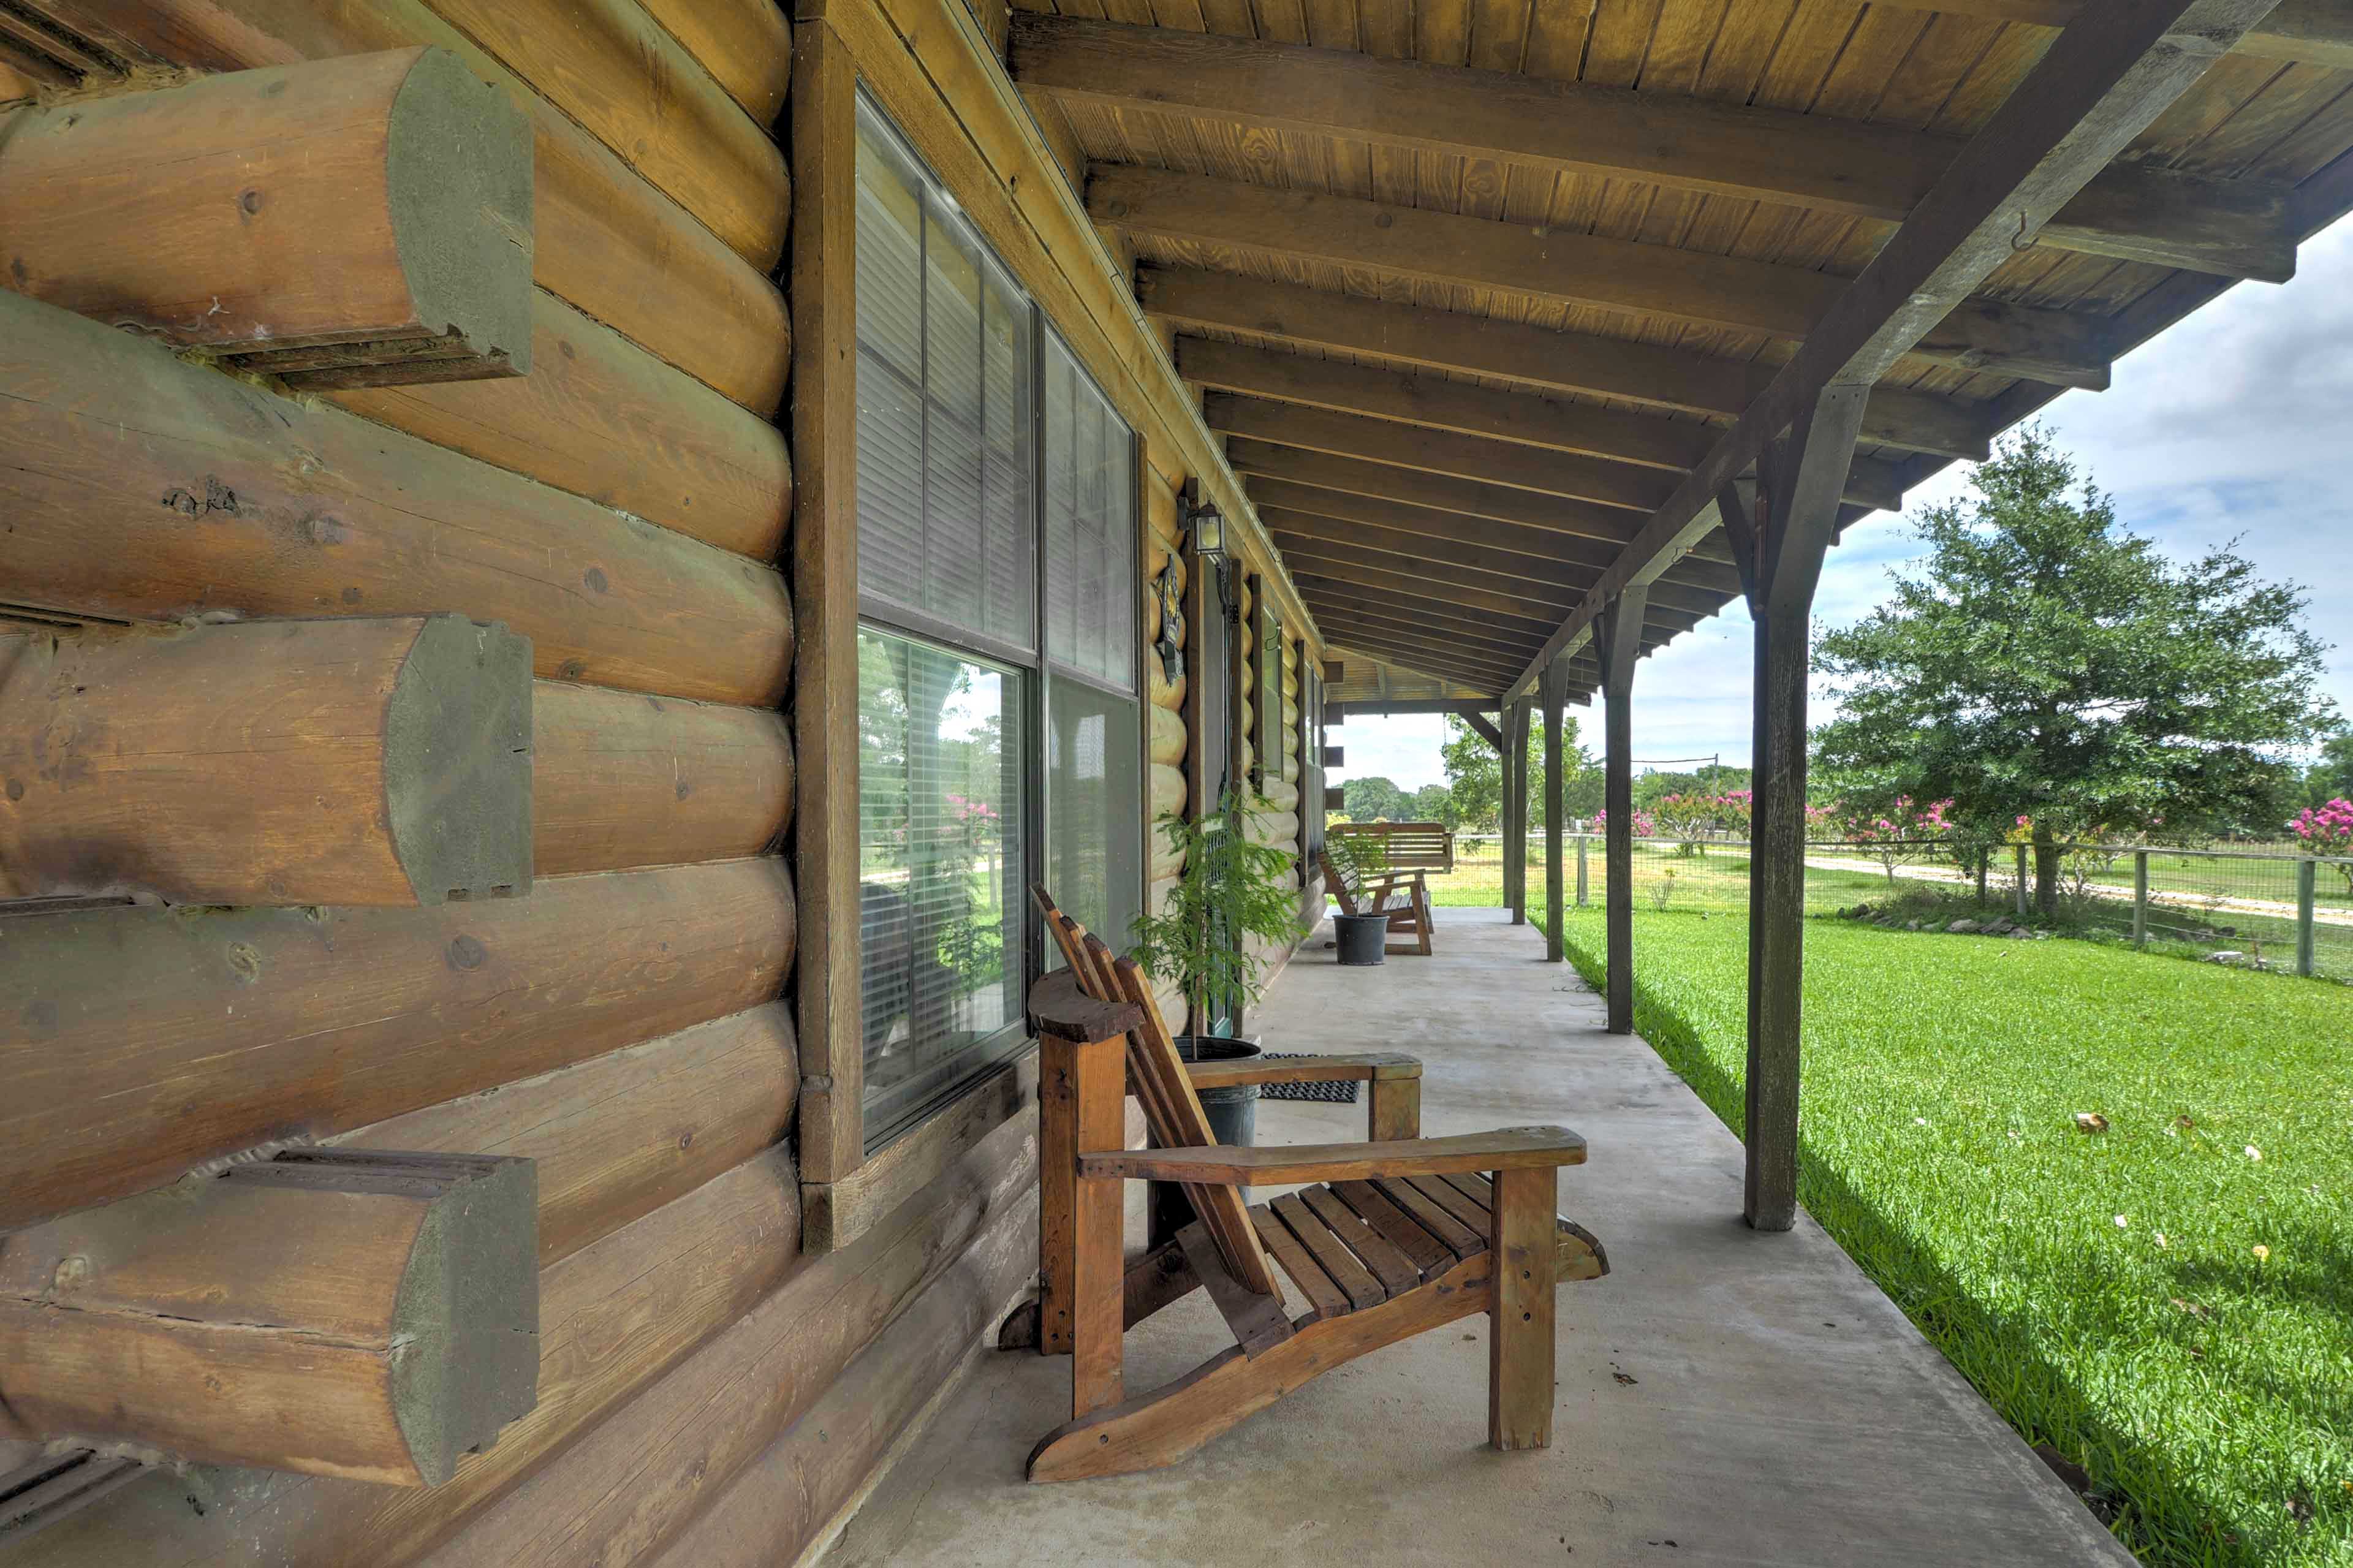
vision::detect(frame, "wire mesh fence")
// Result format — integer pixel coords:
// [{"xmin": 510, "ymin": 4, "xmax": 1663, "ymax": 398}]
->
[{"xmin": 1438, "ymin": 832, "xmax": 2352, "ymax": 982}]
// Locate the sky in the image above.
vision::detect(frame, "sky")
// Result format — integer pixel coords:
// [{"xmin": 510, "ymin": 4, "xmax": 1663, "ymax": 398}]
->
[{"xmin": 1335, "ymin": 220, "xmax": 2353, "ymax": 795}]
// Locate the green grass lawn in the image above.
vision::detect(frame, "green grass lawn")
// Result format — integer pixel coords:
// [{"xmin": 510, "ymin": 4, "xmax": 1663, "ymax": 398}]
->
[{"xmin": 1545, "ymin": 903, "xmax": 2353, "ymax": 1567}]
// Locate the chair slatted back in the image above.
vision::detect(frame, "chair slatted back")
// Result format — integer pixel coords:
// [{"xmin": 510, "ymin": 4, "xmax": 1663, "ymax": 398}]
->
[
  {"xmin": 1032, "ymin": 887, "xmax": 1282, "ymax": 1301},
  {"xmin": 1318, "ymin": 848, "xmax": 1369, "ymax": 915}
]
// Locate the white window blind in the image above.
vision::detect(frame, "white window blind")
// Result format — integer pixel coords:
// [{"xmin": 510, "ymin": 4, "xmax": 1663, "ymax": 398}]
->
[
  {"xmin": 1042, "ymin": 333, "xmax": 1135, "ymax": 691},
  {"xmin": 855, "ymin": 101, "xmax": 1034, "ymax": 654}
]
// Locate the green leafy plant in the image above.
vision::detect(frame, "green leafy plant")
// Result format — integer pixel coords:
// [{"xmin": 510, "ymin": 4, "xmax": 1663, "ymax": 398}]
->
[
  {"xmin": 1129, "ymin": 786, "xmax": 1307, "ymax": 1032},
  {"xmin": 1326, "ymin": 828, "xmax": 1390, "ymax": 880}
]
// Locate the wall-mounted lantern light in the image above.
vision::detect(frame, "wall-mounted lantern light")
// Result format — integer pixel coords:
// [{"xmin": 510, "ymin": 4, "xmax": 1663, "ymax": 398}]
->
[{"xmin": 1183, "ymin": 484, "xmax": 1226, "ymax": 567}]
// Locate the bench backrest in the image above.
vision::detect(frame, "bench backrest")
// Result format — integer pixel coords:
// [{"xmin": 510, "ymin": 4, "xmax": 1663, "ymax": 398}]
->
[
  {"xmin": 1317, "ymin": 846, "xmax": 1373, "ymax": 916},
  {"xmin": 1330, "ymin": 820, "xmax": 1453, "ymax": 873},
  {"xmin": 1031, "ymin": 886, "xmax": 1282, "ymax": 1300}
]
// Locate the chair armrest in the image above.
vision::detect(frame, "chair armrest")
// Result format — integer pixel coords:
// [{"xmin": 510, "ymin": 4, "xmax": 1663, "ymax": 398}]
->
[
  {"xmin": 1183, "ymin": 1052, "xmax": 1422, "ymax": 1091},
  {"xmin": 1077, "ymin": 1126, "xmax": 1585, "ymax": 1186}
]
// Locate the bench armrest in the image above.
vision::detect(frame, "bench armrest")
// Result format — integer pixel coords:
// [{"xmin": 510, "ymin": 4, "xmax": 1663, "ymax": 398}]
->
[
  {"xmin": 1077, "ymin": 1126, "xmax": 1585, "ymax": 1186},
  {"xmin": 1183, "ymin": 1052, "xmax": 1421, "ymax": 1091}
]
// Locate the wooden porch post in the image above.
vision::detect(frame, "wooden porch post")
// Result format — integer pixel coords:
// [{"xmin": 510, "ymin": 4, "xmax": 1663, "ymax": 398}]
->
[
  {"xmin": 1595, "ymin": 589, "xmax": 1646, "ymax": 1035},
  {"xmin": 1730, "ymin": 386, "xmax": 1869, "ymax": 1231},
  {"xmin": 1504, "ymin": 699, "xmax": 1528, "ymax": 923},
  {"xmin": 1539, "ymin": 662, "xmax": 1565, "ymax": 961}
]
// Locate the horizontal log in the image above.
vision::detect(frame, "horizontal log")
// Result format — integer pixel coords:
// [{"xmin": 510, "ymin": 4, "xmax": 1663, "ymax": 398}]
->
[
  {"xmin": 412, "ymin": 1109, "xmax": 1037, "ymax": 1568},
  {"xmin": 0, "ymin": 290, "xmax": 793, "ymax": 706},
  {"xmin": 328, "ymin": 287, "xmax": 794, "ymax": 559},
  {"xmin": 638, "ymin": 0, "xmax": 792, "ymax": 125},
  {"xmin": 1101, "ymin": 168, "xmax": 2113, "ymax": 388},
  {"xmin": 645, "ymin": 1183, "xmax": 1036, "ymax": 1567},
  {"xmin": 0, "ymin": 616, "xmax": 533, "ymax": 906},
  {"xmin": 1148, "ymin": 700, "xmax": 1184, "ymax": 765},
  {"xmin": 0, "ymin": 48, "xmax": 532, "ymax": 386},
  {"xmin": 0, "ymin": 1151, "xmax": 537, "ymax": 1487},
  {"xmin": 1149, "ymin": 760, "xmax": 1187, "ymax": 821},
  {"xmin": 1151, "ymin": 267, "xmax": 1991, "ymax": 459},
  {"xmin": 37, "ymin": 0, "xmax": 790, "ymax": 411},
  {"xmin": 414, "ymin": 0, "xmax": 787, "ymax": 268},
  {"xmin": 0, "ymin": 858, "xmax": 796, "ymax": 1231},
  {"xmin": 338, "ymin": 1001, "xmax": 798, "ymax": 1267},
  {"xmin": 7, "ymin": 1145, "xmax": 803, "ymax": 1567},
  {"xmin": 533, "ymin": 683, "xmax": 793, "ymax": 877},
  {"xmin": 1023, "ymin": 17, "xmax": 2294, "ymax": 281}
]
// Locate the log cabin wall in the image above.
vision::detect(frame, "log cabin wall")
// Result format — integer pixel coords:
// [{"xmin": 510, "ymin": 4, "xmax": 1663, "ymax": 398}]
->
[{"xmin": 0, "ymin": 0, "xmax": 1319, "ymax": 1558}]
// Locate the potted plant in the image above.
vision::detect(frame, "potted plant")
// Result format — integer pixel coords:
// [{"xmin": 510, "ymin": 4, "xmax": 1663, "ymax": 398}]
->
[
  {"xmin": 1323, "ymin": 830, "xmax": 1396, "ymax": 966},
  {"xmin": 1129, "ymin": 785, "xmax": 1306, "ymax": 1146}
]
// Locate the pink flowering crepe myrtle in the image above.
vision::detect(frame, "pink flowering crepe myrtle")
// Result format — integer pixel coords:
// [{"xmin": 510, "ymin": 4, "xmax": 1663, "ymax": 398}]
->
[{"xmin": 2293, "ymin": 797, "xmax": 2353, "ymax": 894}]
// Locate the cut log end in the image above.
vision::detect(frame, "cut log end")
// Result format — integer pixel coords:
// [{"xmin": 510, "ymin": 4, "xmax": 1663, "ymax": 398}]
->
[{"xmin": 388, "ymin": 615, "xmax": 536, "ymax": 905}]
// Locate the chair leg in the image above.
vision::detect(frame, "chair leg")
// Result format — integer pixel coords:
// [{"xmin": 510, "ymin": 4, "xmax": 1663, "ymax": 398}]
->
[
  {"xmin": 1488, "ymin": 1165, "xmax": 1556, "ymax": 1450},
  {"xmin": 1413, "ymin": 882, "xmax": 1434, "ymax": 955},
  {"xmin": 1070, "ymin": 1041, "xmax": 1128, "ymax": 1421}
]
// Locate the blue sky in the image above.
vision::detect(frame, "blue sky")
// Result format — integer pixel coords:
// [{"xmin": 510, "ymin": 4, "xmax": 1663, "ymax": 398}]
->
[{"xmin": 1336, "ymin": 221, "xmax": 2353, "ymax": 793}]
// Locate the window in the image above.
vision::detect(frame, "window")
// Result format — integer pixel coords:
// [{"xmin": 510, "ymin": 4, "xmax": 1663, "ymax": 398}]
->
[{"xmin": 855, "ymin": 97, "xmax": 1141, "ymax": 1148}]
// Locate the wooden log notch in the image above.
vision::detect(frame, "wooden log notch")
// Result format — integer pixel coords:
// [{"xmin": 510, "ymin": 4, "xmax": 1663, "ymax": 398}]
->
[
  {"xmin": 1594, "ymin": 588, "xmax": 1646, "ymax": 1035},
  {"xmin": 0, "ymin": 615, "xmax": 532, "ymax": 907},
  {"xmin": 0, "ymin": 1149, "xmax": 537, "ymax": 1487},
  {"xmin": 1722, "ymin": 388, "xmax": 1867, "ymax": 1231},
  {"xmin": 0, "ymin": 48, "xmax": 533, "ymax": 389}
]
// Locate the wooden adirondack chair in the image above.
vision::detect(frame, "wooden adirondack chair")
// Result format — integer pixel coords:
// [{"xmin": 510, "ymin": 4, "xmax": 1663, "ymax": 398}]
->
[
  {"xmin": 1319, "ymin": 844, "xmax": 1436, "ymax": 955},
  {"xmin": 1022, "ymin": 885, "xmax": 1606, "ymax": 1483}
]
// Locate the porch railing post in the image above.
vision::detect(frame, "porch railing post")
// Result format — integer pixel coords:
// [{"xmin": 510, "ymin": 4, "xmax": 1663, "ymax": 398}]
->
[
  {"xmin": 2297, "ymin": 858, "xmax": 2317, "ymax": 977},
  {"xmin": 1540, "ymin": 661, "xmax": 1566, "ymax": 961},
  {"xmin": 1596, "ymin": 589, "xmax": 1645, "ymax": 1030},
  {"xmin": 2133, "ymin": 850, "xmax": 2149, "ymax": 947}
]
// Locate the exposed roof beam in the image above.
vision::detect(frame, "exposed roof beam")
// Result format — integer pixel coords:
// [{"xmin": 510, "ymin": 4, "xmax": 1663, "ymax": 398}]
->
[
  {"xmin": 1147, "ymin": 268, "xmax": 1992, "ymax": 460},
  {"xmin": 1303, "ymin": 600, "xmax": 1548, "ymax": 664},
  {"xmin": 1232, "ymin": 421, "xmax": 1671, "ymax": 518},
  {"xmin": 1257, "ymin": 486, "xmax": 1738, "ymax": 608},
  {"xmin": 1229, "ymin": 438, "xmax": 1648, "ymax": 545},
  {"xmin": 1273, "ymin": 528, "xmax": 1713, "ymax": 631},
  {"xmin": 1021, "ymin": 15, "xmax": 2292, "ymax": 280},
  {"xmin": 1320, "ymin": 629, "xmax": 1526, "ymax": 686},
  {"xmin": 1183, "ymin": 341, "xmax": 1908, "ymax": 509},
  {"xmin": 1324, "ymin": 695, "xmax": 1537, "ymax": 719},
  {"xmin": 1875, "ymin": 0, "xmax": 2350, "ymax": 69},
  {"xmin": 1504, "ymin": 0, "xmax": 2286, "ymax": 700},
  {"xmin": 1094, "ymin": 166, "xmax": 2115, "ymax": 387},
  {"xmin": 1298, "ymin": 576, "xmax": 1582, "ymax": 645}
]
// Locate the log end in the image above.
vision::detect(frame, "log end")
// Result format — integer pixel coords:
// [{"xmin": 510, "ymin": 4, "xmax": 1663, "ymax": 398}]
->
[
  {"xmin": 382, "ymin": 47, "xmax": 534, "ymax": 384},
  {"xmin": 257, "ymin": 1149, "xmax": 540, "ymax": 1488},
  {"xmin": 387, "ymin": 616, "xmax": 534, "ymax": 906}
]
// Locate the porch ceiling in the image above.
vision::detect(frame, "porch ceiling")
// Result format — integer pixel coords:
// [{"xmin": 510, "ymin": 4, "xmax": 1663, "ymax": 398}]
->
[{"xmin": 1010, "ymin": 0, "xmax": 2353, "ymax": 702}]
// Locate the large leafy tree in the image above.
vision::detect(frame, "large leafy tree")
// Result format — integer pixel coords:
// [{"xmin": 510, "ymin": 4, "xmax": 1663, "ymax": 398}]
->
[
  {"xmin": 1813, "ymin": 429, "xmax": 2335, "ymax": 914},
  {"xmin": 1340, "ymin": 774, "xmax": 1408, "ymax": 823},
  {"xmin": 1439, "ymin": 713, "xmax": 1599, "ymax": 831}
]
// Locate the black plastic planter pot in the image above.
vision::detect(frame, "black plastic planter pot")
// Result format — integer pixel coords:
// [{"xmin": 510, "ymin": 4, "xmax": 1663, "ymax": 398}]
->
[
  {"xmin": 1151, "ymin": 1034, "xmax": 1261, "ymax": 1245},
  {"xmin": 1335, "ymin": 912, "xmax": 1389, "ymax": 966}
]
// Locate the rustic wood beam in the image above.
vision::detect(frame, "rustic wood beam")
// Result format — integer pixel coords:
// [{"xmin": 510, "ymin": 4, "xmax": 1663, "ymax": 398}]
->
[
  {"xmin": 1296, "ymin": 595, "xmax": 1544, "ymax": 665},
  {"xmin": 1503, "ymin": 700, "xmax": 1529, "ymax": 923},
  {"xmin": 1316, "ymin": 614, "xmax": 1532, "ymax": 670},
  {"xmin": 1184, "ymin": 341, "xmax": 1909, "ymax": 509},
  {"xmin": 1249, "ymin": 480, "xmax": 1744, "ymax": 599},
  {"xmin": 0, "ymin": 616, "xmax": 532, "ymax": 907},
  {"xmin": 1256, "ymin": 482, "xmax": 1631, "ymax": 582},
  {"xmin": 1273, "ymin": 532, "xmax": 1707, "ymax": 633},
  {"xmin": 0, "ymin": 288, "xmax": 792, "ymax": 710},
  {"xmin": 1227, "ymin": 431, "xmax": 1665, "ymax": 526},
  {"xmin": 1594, "ymin": 589, "xmax": 1647, "ymax": 1030},
  {"xmin": 1153, "ymin": 268, "xmax": 1992, "ymax": 460},
  {"xmin": 1539, "ymin": 657, "xmax": 1566, "ymax": 961},
  {"xmin": 24, "ymin": 0, "xmax": 791, "ymax": 412},
  {"xmin": 1098, "ymin": 167, "xmax": 2115, "ymax": 387},
  {"xmin": 1874, "ymin": 0, "xmax": 2351, "ymax": 69},
  {"xmin": 1025, "ymin": 17, "xmax": 2294, "ymax": 280},
  {"xmin": 1322, "ymin": 636, "xmax": 1518, "ymax": 689},
  {"xmin": 0, "ymin": 860, "xmax": 796, "ymax": 1230},
  {"xmin": 1315, "ymin": 623, "xmax": 1530, "ymax": 677},
  {"xmin": 0, "ymin": 1151, "xmax": 537, "ymax": 1487},
  {"xmin": 1460, "ymin": 711, "xmax": 1507, "ymax": 752},
  {"xmin": 0, "ymin": 49, "xmax": 532, "ymax": 385},
  {"xmin": 1504, "ymin": 0, "xmax": 2281, "ymax": 705},
  {"xmin": 1298, "ymin": 578, "xmax": 1573, "ymax": 645}
]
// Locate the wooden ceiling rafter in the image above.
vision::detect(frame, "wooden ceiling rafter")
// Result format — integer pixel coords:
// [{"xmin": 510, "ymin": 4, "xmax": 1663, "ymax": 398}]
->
[
  {"xmin": 1319, "ymin": 631, "xmax": 1526, "ymax": 689},
  {"xmin": 1147, "ymin": 269, "xmax": 1995, "ymax": 461},
  {"xmin": 1018, "ymin": 15, "xmax": 2296, "ymax": 281},
  {"xmin": 1093, "ymin": 166, "xmax": 2119, "ymax": 388},
  {"xmin": 1273, "ymin": 533, "xmax": 1711, "ymax": 634}
]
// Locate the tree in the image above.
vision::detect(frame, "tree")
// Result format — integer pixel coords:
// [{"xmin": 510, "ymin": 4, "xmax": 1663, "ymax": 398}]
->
[
  {"xmin": 2304, "ymin": 728, "xmax": 2353, "ymax": 811},
  {"xmin": 1408, "ymin": 782, "xmax": 1458, "ymax": 825},
  {"xmin": 1341, "ymin": 775, "xmax": 1408, "ymax": 823},
  {"xmin": 1814, "ymin": 428, "xmax": 2336, "ymax": 915},
  {"xmin": 1438, "ymin": 713, "xmax": 1596, "ymax": 831}
]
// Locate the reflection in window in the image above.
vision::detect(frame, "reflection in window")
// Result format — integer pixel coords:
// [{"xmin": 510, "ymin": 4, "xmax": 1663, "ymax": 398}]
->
[
  {"xmin": 1045, "ymin": 680, "xmax": 1140, "ymax": 951},
  {"xmin": 858, "ymin": 629, "xmax": 1026, "ymax": 1146}
]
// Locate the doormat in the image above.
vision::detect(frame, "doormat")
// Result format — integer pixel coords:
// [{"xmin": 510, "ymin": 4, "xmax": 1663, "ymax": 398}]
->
[{"xmin": 1257, "ymin": 1054, "xmax": 1362, "ymax": 1104}]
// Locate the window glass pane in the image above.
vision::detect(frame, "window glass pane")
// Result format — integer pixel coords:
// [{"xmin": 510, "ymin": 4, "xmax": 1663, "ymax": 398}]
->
[
  {"xmin": 1042, "ymin": 335, "xmax": 1135, "ymax": 690},
  {"xmin": 859, "ymin": 628, "xmax": 1027, "ymax": 1146},
  {"xmin": 855, "ymin": 100, "xmax": 1034, "ymax": 654},
  {"xmin": 1046, "ymin": 678, "xmax": 1140, "ymax": 953}
]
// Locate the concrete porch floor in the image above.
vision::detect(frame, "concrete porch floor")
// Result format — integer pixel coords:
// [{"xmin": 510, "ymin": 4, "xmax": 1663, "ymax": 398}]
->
[{"xmin": 822, "ymin": 906, "xmax": 2131, "ymax": 1568}]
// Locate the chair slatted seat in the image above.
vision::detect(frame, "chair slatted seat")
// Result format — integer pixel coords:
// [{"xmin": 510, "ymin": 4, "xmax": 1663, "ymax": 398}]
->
[{"xmin": 1017, "ymin": 882, "xmax": 1611, "ymax": 1482}]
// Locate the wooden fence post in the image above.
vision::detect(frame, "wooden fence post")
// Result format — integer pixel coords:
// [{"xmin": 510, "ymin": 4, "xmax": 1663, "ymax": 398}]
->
[
  {"xmin": 2015, "ymin": 844, "xmax": 2031, "ymax": 917},
  {"xmin": 2297, "ymin": 858, "xmax": 2317, "ymax": 977},
  {"xmin": 2134, "ymin": 850, "xmax": 2150, "ymax": 947},
  {"xmin": 1576, "ymin": 833, "xmax": 1589, "ymax": 908}
]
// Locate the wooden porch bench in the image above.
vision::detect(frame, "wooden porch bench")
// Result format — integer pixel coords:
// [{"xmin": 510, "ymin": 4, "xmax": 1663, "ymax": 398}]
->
[
  {"xmin": 1319, "ymin": 844, "xmax": 1436, "ymax": 955},
  {"xmin": 1020, "ymin": 887, "xmax": 1608, "ymax": 1482}
]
